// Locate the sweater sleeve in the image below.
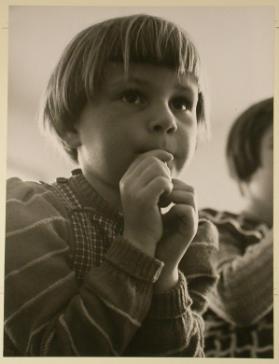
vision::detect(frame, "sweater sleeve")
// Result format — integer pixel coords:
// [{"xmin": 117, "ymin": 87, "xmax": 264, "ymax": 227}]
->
[
  {"xmin": 202, "ymin": 211, "xmax": 273, "ymax": 326},
  {"xmin": 4, "ymin": 178, "xmax": 163, "ymax": 356},
  {"xmin": 124, "ymin": 271, "xmax": 205, "ymax": 356},
  {"xmin": 123, "ymin": 219, "xmax": 219, "ymax": 356},
  {"xmin": 179, "ymin": 219, "xmax": 219, "ymax": 314}
]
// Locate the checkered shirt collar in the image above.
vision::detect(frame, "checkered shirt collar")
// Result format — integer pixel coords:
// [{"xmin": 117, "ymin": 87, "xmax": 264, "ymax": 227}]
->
[{"xmin": 68, "ymin": 169, "xmax": 123, "ymax": 223}]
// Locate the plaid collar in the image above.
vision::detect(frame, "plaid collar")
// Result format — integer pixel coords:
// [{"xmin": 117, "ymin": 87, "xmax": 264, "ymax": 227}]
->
[
  {"xmin": 54, "ymin": 169, "xmax": 124, "ymax": 279},
  {"xmin": 68, "ymin": 169, "xmax": 123, "ymax": 223}
]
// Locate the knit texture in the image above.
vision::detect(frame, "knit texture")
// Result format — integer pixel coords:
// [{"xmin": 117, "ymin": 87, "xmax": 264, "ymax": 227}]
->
[
  {"xmin": 4, "ymin": 170, "xmax": 218, "ymax": 356},
  {"xmin": 200, "ymin": 208, "xmax": 273, "ymax": 358}
]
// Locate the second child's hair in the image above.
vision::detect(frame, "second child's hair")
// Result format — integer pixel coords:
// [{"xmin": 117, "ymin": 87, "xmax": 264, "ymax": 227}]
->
[
  {"xmin": 41, "ymin": 14, "xmax": 208, "ymax": 162},
  {"xmin": 226, "ymin": 97, "xmax": 273, "ymax": 182}
]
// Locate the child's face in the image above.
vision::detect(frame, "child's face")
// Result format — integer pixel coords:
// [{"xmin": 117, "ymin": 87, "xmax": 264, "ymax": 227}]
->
[
  {"xmin": 75, "ymin": 63, "xmax": 199, "ymax": 188},
  {"xmin": 245, "ymin": 125, "xmax": 273, "ymax": 217}
]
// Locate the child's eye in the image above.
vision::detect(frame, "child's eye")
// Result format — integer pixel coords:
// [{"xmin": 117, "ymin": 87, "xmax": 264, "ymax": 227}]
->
[
  {"xmin": 171, "ymin": 97, "xmax": 191, "ymax": 111},
  {"xmin": 121, "ymin": 90, "xmax": 144, "ymax": 105}
]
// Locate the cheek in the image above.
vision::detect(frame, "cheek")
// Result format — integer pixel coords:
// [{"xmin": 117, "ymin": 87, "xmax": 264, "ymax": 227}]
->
[
  {"xmin": 251, "ymin": 169, "xmax": 273, "ymax": 200},
  {"xmin": 261, "ymin": 157, "xmax": 273, "ymax": 189},
  {"xmin": 263, "ymin": 169, "xmax": 273, "ymax": 194},
  {"xmin": 175, "ymin": 128, "xmax": 197, "ymax": 171},
  {"xmin": 261, "ymin": 178, "xmax": 273, "ymax": 206}
]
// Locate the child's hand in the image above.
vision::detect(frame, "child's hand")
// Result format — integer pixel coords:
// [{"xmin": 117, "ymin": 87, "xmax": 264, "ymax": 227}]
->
[
  {"xmin": 120, "ymin": 150, "xmax": 174, "ymax": 257},
  {"xmin": 155, "ymin": 179, "xmax": 198, "ymax": 292}
]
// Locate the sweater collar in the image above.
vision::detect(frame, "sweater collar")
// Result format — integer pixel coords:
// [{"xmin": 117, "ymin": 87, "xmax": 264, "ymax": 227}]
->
[{"xmin": 68, "ymin": 169, "xmax": 123, "ymax": 222}]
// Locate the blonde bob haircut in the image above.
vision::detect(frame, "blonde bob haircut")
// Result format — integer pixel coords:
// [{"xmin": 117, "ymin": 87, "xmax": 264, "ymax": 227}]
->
[{"xmin": 41, "ymin": 14, "xmax": 208, "ymax": 162}]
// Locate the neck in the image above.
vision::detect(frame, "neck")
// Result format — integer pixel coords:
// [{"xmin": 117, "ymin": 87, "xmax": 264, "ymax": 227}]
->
[
  {"xmin": 82, "ymin": 168, "xmax": 122, "ymax": 212},
  {"xmin": 242, "ymin": 201, "xmax": 273, "ymax": 227}
]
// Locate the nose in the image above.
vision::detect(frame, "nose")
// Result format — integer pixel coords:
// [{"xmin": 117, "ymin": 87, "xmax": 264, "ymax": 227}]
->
[{"xmin": 148, "ymin": 105, "xmax": 178, "ymax": 134}]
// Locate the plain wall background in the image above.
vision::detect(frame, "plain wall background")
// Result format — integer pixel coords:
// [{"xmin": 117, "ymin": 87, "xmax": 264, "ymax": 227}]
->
[{"xmin": 7, "ymin": 6, "xmax": 274, "ymax": 212}]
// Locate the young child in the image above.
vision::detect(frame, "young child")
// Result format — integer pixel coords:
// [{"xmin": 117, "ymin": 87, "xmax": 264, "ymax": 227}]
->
[
  {"xmin": 201, "ymin": 98, "xmax": 273, "ymax": 357},
  {"xmin": 5, "ymin": 14, "xmax": 218, "ymax": 356}
]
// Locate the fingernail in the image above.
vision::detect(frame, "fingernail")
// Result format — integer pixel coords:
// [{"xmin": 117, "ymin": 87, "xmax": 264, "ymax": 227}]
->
[
  {"xmin": 167, "ymin": 152, "xmax": 174, "ymax": 161},
  {"xmin": 164, "ymin": 162, "xmax": 171, "ymax": 177}
]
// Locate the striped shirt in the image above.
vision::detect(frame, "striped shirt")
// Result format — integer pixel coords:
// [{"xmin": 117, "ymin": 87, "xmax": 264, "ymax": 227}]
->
[
  {"xmin": 4, "ymin": 169, "xmax": 218, "ymax": 356},
  {"xmin": 200, "ymin": 208, "xmax": 273, "ymax": 358}
]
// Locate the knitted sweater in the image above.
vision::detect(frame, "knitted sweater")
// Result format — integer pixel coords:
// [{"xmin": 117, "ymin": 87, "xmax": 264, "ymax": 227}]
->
[
  {"xmin": 200, "ymin": 208, "xmax": 273, "ymax": 357},
  {"xmin": 5, "ymin": 169, "xmax": 218, "ymax": 356}
]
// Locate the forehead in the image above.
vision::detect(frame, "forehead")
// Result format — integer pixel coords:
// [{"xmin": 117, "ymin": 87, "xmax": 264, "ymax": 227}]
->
[{"xmin": 103, "ymin": 62, "xmax": 198, "ymax": 93}]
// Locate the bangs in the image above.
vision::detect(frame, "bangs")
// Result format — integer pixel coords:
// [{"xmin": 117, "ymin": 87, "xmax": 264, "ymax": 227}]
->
[
  {"xmin": 115, "ymin": 16, "xmax": 199, "ymax": 76},
  {"xmin": 83, "ymin": 15, "xmax": 201, "ymax": 94}
]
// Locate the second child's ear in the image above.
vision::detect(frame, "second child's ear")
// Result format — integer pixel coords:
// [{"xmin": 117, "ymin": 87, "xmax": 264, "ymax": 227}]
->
[
  {"xmin": 63, "ymin": 129, "xmax": 82, "ymax": 148},
  {"xmin": 238, "ymin": 181, "xmax": 248, "ymax": 197}
]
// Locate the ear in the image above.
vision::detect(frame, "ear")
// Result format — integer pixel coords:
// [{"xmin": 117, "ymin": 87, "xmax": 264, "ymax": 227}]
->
[
  {"xmin": 63, "ymin": 129, "xmax": 82, "ymax": 149},
  {"xmin": 238, "ymin": 181, "xmax": 249, "ymax": 197}
]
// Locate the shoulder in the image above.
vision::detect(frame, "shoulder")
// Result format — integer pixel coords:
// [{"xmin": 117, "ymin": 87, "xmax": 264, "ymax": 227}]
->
[
  {"xmin": 5, "ymin": 177, "xmax": 74, "ymax": 277},
  {"xmin": 6, "ymin": 177, "xmax": 70, "ymax": 239},
  {"xmin": 199, "ymin": 208, "xmax": 264, "ymax": 243},
  {"xmin": 200, "ymin": 208, "xmax": 238, "ymax": 223},
  {"xmin": 200, "ymin": 208, "xmax": 246, "ymax": 231},
  {"xmin": 7, "ymin": 177, "xmax": 58, "ymax": 202}
]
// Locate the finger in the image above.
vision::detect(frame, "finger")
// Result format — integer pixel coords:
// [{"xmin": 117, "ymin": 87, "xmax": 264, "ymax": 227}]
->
[
  {"xmin": 122, "ymin": 155, "xmax": 172, "ymax": 189},
  {"xmin": 163, "ymin": 203, "xmax": 198, "ymax": 230},
  {"xmin": 133, "ymin": 158, "xmax": 172, "ymax": 187},
  {"xmin": 140, "ymin": 175, "xmax": 174, "ymax": 205},
  {"xmin": 139, "ymin": 149, "xmax": 174, "ymax": 163},
  {"xmin": 160, "ymin": 191, "xmax": 197, "ymax": 214},
  {"xmin": 159, "ymin": 179, "xmax": 194, "ymax": 208},
  {"xmin": 158, "ymin": 191, "xmax": 173, "ymax": 208},
  {"xmin": 171, "ymin": 178, "xmax": 195, "ymax": 192},
  {"xmin": 127, "ymin": 149, "xmax": 174, "ymax": 176},
  {"xmin": 167, "ymin": 189, "xmax": 197, "ymax": 210}
]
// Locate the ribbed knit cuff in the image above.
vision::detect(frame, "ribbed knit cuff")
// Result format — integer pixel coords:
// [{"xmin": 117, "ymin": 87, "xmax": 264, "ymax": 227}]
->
[
  {"xmin": 148, "ymin": 271, "xmax": 192, "ymax": 319},
  {"xmin": 180, "ymin": 219, "xmax": 219, "ymax": 278},
  {"xmin": 105, "ymin": 237, "xmax": 164, "ymax": 283}
]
